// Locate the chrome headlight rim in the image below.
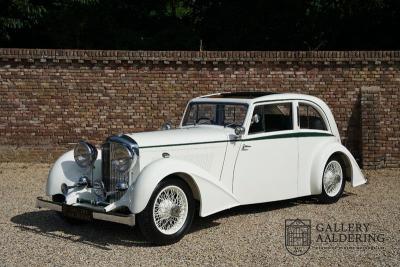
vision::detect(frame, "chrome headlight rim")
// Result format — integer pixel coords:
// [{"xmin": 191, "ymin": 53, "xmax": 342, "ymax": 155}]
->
[
  {"xmin": 74, "ymin": 140, "xmax": 98, "ymax": 168},
  {"xmin": 112, "ymin": 142, "xmax": 137, "ymax": 173}
]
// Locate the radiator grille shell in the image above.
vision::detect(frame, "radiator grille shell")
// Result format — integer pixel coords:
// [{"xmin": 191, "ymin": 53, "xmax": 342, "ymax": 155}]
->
[{"xmin": 101, "ymin": 141, "xmax": 130, "ymax": 202}]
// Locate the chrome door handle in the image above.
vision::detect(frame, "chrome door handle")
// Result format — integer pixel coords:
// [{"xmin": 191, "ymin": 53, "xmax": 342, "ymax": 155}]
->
[{"xmin": 242, "ymin": 144, "xmax": 252, "ymax": 150}]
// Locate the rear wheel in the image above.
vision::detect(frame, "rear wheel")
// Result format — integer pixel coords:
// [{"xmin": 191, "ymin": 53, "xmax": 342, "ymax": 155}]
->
[
  {"xmin": 136, "ymin": 178, "xmax": 194, "ymax": 245},
  {"xmin": 319, "ymin": 157, "xmax": 345, "ymax": 203}
]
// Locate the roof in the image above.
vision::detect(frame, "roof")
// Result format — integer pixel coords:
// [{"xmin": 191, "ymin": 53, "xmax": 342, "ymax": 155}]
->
[
  {"xmin": 202, "ymin": 91, "xmax": 277, "ymax": 99},
  {"xmin": 194, "ymin": 92, "xmax": 328, "ymax": 108}
]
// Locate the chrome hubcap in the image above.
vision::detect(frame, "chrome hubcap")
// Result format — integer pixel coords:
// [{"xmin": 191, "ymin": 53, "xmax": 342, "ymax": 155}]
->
[
  {"xmin": 323, "ymin": 160, "xmax": 343, "ymax": 197},
  {"xmin": 153, "ymin": 185, "xmax": 188, "ymax": 235}
]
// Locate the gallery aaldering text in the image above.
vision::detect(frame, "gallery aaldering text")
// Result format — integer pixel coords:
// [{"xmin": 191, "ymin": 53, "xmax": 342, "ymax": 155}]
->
[{"xmin": 315, "ymin": 223, "xmax": 385, "ymax": 243}]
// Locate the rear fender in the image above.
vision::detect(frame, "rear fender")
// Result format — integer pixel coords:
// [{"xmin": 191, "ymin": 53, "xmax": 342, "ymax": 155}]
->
[{"xmin": 310, "ymin": 143, "xmax": 367, "ymax": 195}]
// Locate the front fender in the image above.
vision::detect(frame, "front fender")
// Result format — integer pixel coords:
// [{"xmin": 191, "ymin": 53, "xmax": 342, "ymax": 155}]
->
[
  {"xmin": 310, "ymin": 143, "xmax": 367, "ymax": 195},
  {"xmin": 46, "ymin": 150, "xmax": 102, "ymax": 196},
  {"xmin": 122, "ymin": 158, "xmax": 240, "ymax": 217}
]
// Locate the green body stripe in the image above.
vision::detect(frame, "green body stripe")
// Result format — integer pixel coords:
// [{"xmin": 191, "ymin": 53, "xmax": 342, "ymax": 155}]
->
[{"xmin": 139, "ymin": 132, "xmax": 333, "ymax": 149}]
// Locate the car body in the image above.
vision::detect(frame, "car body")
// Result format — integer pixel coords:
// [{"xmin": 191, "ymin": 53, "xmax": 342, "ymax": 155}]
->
[{"xmin": 37, "ymin": 92, "xmax": 367, "ymax": 244}]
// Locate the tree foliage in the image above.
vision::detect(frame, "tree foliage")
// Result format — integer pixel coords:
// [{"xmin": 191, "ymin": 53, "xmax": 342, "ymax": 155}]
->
[
  {"xmin": 1, "ymin": 0, "xmax": 399, "ymax": 50},
  {"xmin": 0, "ymin": 0, "xmax": 45, "ymax": 41}
]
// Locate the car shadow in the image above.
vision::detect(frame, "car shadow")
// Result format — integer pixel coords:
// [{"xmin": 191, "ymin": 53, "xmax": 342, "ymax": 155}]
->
[
  {"xmin": 10, "ymin": 210, "xmax": 221, "ymax": 249},
  {"xmin": 11, "ymin": 192, "xmax": 354, "ymax": 249},
  {"xmin": 11, "ymin": 210, "xmax": 148, "ymax": 250}
]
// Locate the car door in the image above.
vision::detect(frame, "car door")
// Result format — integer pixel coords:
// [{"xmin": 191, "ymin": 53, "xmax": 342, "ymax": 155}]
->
[{"xmin": 233, "ymin": 101, "xmax": 298, "ymax": 204}]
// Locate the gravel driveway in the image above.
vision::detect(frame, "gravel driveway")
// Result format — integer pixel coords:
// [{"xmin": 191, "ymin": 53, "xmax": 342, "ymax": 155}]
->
[{"xmin": 0, "ymin": 163, "xmax": 399, "ymax": 266}]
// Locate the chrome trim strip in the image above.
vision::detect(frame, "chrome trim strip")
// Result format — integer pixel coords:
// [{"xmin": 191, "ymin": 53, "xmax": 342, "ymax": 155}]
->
[
  {"xmin": 92, "ymin": 212, "xmax": 135, "ymax": 226},
  {"xmin": 36, "ymin": 197, "xmax": 135, "ymax": 226},
  {"xmin": 36, "ymin": 197, "xmax": 62, "ymax": 212}
]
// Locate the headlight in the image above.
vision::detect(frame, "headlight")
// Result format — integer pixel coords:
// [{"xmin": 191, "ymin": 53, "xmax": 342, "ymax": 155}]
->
[
  {"xmin": 112, "ymin": 143, "xmax": 136, "ymax": 173},
  {"xmin": 74, "ymin": 141, "xmax": 98, "ymax": 168}
]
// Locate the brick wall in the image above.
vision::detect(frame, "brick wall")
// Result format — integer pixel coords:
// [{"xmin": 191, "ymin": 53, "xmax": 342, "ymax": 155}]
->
[{"xmin": 0, "ymin": 49, "xmax": 399, "ymax": 168}]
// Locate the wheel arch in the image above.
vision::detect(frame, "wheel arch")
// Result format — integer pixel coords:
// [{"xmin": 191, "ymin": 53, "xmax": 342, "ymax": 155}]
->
[
  {"xmin": 164, "ymin": 172, "xmax": 201, "ymax": 202},
  {"xmin": 310, "ymin": 143, "xmax": 366, "ymax": 195},
  {"xmin": 329, "ymin": 152, "xmax": 352, "ymax": 182},
  {"xmin": 124, "ymin": 158, "xmax": 239, "ymax": 217}
]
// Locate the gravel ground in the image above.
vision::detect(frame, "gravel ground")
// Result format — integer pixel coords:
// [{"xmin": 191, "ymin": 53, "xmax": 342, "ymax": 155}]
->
[{"xmin": 0, "ymin": 163, "xmax": 399, "ymax": 266}]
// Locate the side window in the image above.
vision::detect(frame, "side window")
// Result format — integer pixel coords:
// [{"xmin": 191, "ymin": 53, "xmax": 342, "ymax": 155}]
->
[
  {"xmin": 264, "ymin": 103, "xmax": 293, "ymax": 132},
  {"xmin": 299, "ymin": 104, "xmax": 327, "ymax": 131},
  {"xmin": 249, "ymin": 103, "xmax": 293, "ymax": 134}
]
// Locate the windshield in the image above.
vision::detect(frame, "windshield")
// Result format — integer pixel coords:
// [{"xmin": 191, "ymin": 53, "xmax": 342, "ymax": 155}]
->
[{"xmin": 182, "ymin": 102, "xmax": 248, "ymax": 127}]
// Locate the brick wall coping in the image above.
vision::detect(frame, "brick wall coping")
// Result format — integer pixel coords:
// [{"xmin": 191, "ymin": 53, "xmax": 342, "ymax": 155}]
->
[{"xmin": 1, "ymin": 48, "xmax": 400, "ymax": 63}]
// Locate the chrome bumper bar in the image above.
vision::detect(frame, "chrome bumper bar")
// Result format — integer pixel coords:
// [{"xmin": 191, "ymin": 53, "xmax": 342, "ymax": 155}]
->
[{"xmin": 36, "ymin": 197, "xmax": 135, "ymax": 226}]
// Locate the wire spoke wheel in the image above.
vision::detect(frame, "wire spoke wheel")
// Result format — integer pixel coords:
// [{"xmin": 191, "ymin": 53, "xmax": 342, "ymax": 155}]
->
[
  {"xmin": 152, "ymin": 185, "xmax": 189, "ymax": 235},
  {"xmin": 323, "ymin": 160, "xmax": 343, "ymax": 197}
]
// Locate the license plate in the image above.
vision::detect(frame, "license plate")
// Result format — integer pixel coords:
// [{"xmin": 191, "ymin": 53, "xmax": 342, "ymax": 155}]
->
[{"xmin": 62, "ymin": 204, "xmax": 93, "ymax": 221}]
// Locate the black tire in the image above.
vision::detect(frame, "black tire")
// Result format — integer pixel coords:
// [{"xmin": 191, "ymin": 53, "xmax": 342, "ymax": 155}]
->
[
  {"xmin": 136, "ymin": 178, "xmax": 195, "ymax": 245},
  {"xmin": 318, "ymin": 156, "xmax": 345, "ymax": 204}
]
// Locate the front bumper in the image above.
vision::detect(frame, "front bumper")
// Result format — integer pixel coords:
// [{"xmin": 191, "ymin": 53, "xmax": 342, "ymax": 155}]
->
[{"xmin": 36, "ymin": 197, "xmax": 135, "ymax": 226}]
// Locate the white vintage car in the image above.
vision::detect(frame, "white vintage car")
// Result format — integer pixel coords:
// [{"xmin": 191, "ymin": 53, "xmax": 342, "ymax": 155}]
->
[{"xmin": 36, "ymin": 92, "xmax": 366, "ymax": 244}]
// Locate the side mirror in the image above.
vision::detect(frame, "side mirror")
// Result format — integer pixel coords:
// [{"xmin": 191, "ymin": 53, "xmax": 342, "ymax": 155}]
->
[
  {"xmin": 161, "ymin": 121, "xmax": 172, "ymax": 130},
  {"xmin": 234, "ymin": 126, "xmax": 245, "ymax": 137}
]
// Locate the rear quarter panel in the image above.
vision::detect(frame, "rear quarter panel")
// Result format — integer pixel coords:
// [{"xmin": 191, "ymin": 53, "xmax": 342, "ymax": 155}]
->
[{"xmin": 308, "ymin": 142, "xmax": 367, "ymax": 195}]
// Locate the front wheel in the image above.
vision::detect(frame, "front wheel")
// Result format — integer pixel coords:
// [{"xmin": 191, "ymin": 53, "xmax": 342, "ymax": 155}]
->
[
  {"xmin": 136, "ymin": 178, "xmax": 195, "ymax": 245},
  {"xmin": 319, "ymin": 158, "xmax": 345, "ymax": 203}
]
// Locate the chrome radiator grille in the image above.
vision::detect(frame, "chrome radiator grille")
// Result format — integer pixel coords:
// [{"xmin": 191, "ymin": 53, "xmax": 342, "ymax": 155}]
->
[{"xmin": 101, "ymin": 141, "xmax": 130, "ymax": 202}]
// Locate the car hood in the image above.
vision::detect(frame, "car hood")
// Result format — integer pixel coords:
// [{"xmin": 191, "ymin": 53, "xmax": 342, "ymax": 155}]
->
[{"xmin": 125, "ymin": 126, "xmax": 235, "ymax": 148}]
